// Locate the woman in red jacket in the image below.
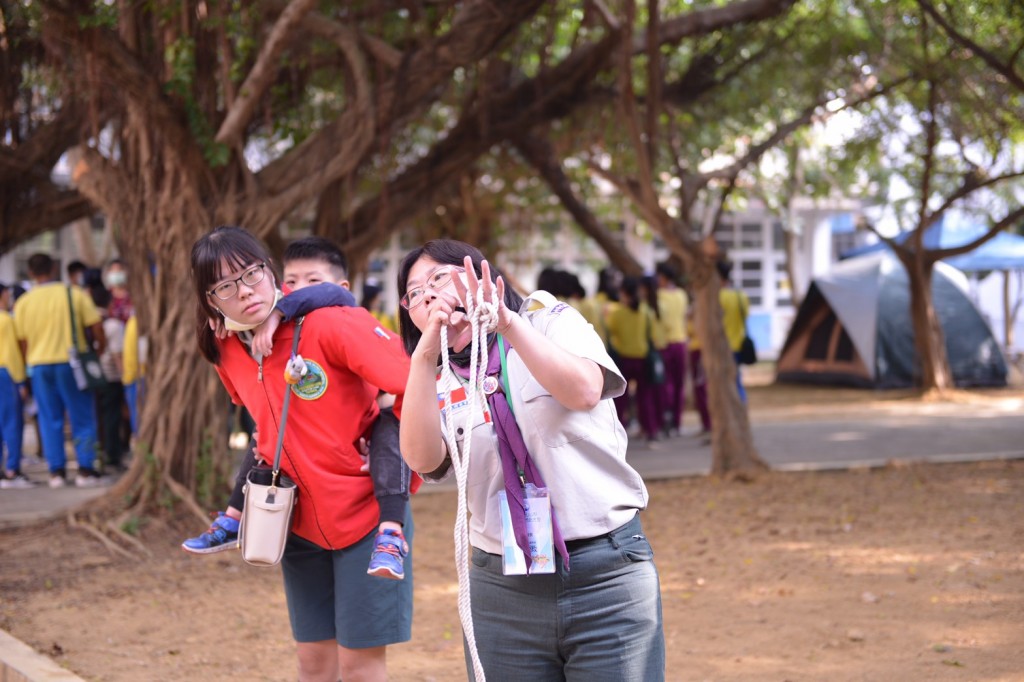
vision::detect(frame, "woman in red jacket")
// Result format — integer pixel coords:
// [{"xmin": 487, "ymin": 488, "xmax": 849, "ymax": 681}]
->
[{"xmin": 190, "ymin": 225, "xmax": 413, "ymax": 682}]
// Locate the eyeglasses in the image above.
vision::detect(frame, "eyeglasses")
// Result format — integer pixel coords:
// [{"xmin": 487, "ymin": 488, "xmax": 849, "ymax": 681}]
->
[
  {"xmin": 401, "ymin": 266, "xmax": 462, "ymax": 310},
  {"xmin": 208, "ymin": 262, "xmax": 267, "ymax": 300}
]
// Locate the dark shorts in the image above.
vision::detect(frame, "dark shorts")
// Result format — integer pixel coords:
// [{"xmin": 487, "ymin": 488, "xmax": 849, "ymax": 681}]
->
[{"xmin": 281, "ymin": 509, "xmax": 414, "ymax": 647}]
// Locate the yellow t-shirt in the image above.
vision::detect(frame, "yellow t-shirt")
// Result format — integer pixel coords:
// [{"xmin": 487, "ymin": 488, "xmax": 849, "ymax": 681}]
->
[
  {"xmin": 687, "ymin": 316, "xmax": 701, "ymax": 351},
  {"xmin": 719, "ymin": 287, "xmax": 749, "ymax": 352},
  {"xmin": 0, "ymin": 311, "xmax": 26, "ymax": 383},
  {"xmin": 606, "ymin": 304, "xmax": 657, "ymax": 359},
  {"xmin": 569, "ymin": 297, "xmax": 605, "ymax": 341},
  {"xmin": 122, "ymin": 315, "xmax": 140, "ymax": 384},
  {"xmin": 370, "ymin": 309, "xmax": 397, "ymax": 333},
  {"xmin": 657, "ymin": 288, "xmax": 689, "ymax": 344},
  {"xmin": 14, "ymin": 282, "xmax": 101, "ymax": 366}
]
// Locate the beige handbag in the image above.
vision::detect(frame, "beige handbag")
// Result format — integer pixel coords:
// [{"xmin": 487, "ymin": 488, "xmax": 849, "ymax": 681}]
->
[{"xmin": 238, "ymin": 318, "xmax": 303, "ymax": 567}]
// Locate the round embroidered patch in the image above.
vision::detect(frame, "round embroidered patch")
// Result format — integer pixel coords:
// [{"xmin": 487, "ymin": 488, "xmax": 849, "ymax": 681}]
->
[{"xmin": 290, "ymin": 359, "xmax": 328, "ymax": 400}]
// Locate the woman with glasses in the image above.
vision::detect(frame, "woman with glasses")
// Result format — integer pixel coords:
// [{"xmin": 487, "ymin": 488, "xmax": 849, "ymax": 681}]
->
[
  {"xmin": 397, "ymin": 239, "xmax": 665, "ymax": 681},
  {"xmin": 190, "ymin": 225, "xmax": 414, "ymax": 682}
]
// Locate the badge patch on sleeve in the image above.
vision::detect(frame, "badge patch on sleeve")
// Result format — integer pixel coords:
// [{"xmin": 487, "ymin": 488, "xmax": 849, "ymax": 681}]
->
[{"xmin": 290, "ymin": 359, "xmax": 328, "ymax": 400}]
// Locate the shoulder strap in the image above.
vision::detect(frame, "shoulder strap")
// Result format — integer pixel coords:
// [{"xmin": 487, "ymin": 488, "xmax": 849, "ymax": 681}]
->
[
  {"xmin": 65, "ymin": 286, "xmax": 80, "ymax": 350},
  {"xmin": 738, "ymin": 291, "xmax": 750, "ymax": 333},
  {"xmin": 270, "ymin": 316, "xmax": 305, "ymax": 480}
]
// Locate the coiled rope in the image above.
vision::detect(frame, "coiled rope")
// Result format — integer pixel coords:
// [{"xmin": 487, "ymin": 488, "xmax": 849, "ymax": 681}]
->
[{"xmin": 438, "ymin": 282, "xmax": 499, "ymax": 682}]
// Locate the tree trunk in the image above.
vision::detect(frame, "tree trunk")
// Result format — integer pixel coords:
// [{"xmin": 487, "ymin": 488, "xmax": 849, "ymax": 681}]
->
[
  {"xmin": 901, "ymin": 252, "xmax": 953, "ymax": 393},
  {"xmin": 73, "ymin": 147, "xmax": 232, "ymax": 516},
  {"xmin": 690, "ymin": 258, "xmax": 767, "ymax": 479},
  {"xmin": 783, "ymin": 226, "xmax": 802, "ymax": 309},
  {"xmin": 1004, "ymin": 270, "xmax": 1016, "ymax": 351}
]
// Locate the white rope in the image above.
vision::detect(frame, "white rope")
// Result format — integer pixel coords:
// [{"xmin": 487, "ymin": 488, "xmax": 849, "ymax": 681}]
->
[{"xmin": 439, "ymin": 283, "xmax": 499, "ymax": 682}]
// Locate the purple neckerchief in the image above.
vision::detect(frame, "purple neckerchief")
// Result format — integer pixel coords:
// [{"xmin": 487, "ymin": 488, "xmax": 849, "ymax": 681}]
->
[{"xmin": 450, "ymin": 336, "xmax": 569, "ymax": 571}]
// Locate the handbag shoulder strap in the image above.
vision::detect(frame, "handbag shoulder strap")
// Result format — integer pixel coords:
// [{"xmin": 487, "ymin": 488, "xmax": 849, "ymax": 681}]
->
[
  {"xmin": 271, "ymin": 316, "xmax": 304, "ymax": 477},
  {"xmin": 737, "ymin": 290, "xmax": 750, "ymax": 334},
  {"xmin": 65, "ymin": 286, "xmax": 80, "ymax": 350}
]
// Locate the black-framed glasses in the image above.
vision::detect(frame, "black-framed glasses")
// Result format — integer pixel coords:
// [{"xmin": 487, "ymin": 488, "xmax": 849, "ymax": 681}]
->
[
  {"xmin": 401, "ymin": 266, "xmax": 463, "ymax": 310},
  {"xmin": 208, "ymin": 262, "xmax": 267, "ymax": 300}
]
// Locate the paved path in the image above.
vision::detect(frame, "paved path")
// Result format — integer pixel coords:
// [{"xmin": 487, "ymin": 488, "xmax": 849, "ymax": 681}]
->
[
  {"xmin": 623, "ymin": 407, "xmax": 1024, "ymax": 481},
  {"xmin": 415, "ymin": 397, "xmax": 1024, "ymax": 491},
  {"xmin": 2, "ymin": 397, "xmax": 1021, "ymax": 520}
]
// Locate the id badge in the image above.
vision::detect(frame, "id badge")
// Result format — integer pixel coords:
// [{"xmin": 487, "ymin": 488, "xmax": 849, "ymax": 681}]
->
[{"xmin": 497, "ymin": 484, "xmax": 556, "ymax": 575}]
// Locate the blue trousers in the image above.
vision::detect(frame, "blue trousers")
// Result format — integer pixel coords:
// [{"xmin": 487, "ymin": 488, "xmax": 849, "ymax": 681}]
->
[
  {"xmin": 466, "ymin": 513, "xmax": 665, "ymax": 681},
  {"xmin": 125, "ymin": 380, "xmax": 143, "ymax": 434},
  {"xmin": 30, "ymin": 363, "xmax": 98, "ymax": 474},
  {"xmin": 0, "ymin": 368, "xmax": 24, "ymax": 473},
  {"xmin": 732, "ymin": 352, "xmax": 748, "ymax": 403}
]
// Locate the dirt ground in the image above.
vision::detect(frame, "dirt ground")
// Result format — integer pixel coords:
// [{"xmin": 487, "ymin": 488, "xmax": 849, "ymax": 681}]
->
[{"xmin": 1, "ymin": 380, "xmax": 1023, "ymax": 681}]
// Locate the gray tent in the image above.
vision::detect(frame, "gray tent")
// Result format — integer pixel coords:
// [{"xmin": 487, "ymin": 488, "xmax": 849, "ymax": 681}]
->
[{"xmin": 776, "ymin": 252, "xmax": 1008, "ymax": 388}]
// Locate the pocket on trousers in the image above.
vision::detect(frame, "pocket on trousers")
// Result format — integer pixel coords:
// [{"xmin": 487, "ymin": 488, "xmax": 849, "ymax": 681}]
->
[
  {"xmin": 471, "ymin": 547, "xmax": 497, "ymax": 568},
  {"xmin": 619, "ymin": 533, "xmax": 655, "ymax": 563}
]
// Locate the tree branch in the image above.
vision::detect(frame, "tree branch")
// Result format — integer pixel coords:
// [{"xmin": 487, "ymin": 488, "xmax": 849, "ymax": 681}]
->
[
  {"xmin": 253, "ymin": 0, "xmax": 545, "ymax": 226},
  {"xmin": 916, "ymin": 0, "xmax": 1024, "ymax": 94},
  {"xmin": 215, "ymin": 0, "xmax": 320, "ymax": 145},
  {"xmin": 38, "ymin": 1, "xmax": 201, "ymax": 166},
  {"xmin": 929, "ymin": 206, "xmax": 1024, "ymax": 262},
  {"xmin": 1, "ymin": 188, "xmax": 94, "ymax": 253},
  {"xmin": 652, "ymin": 0, "xmax": 797, "ymax": 48},
  {"xmin": 913, "ymin": 78, "xmax": 939, "ymax": 248},
  {"xmin": 929, "ymin": 167, "xmax": 1024, "ymax": 218},
  {"xmin": 0, "ymin": 100, "xmax": 87, "ymax": 184},
  {"xmin": 514, "ymin": 134, "xmax": 642, "ymax": 275}
]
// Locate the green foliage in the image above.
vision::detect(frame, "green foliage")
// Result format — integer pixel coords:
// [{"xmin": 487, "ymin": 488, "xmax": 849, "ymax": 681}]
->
[
  {"xmin": 77, "ymin": 1, "xmax": 118, "ymax": 30},
  {"xmin": 120, "ymin": 515, "xmax": 146, "ymax": 536},
  {"xmin": 163, "ymin": 36, "xmax": 230, "ymax": 166},
  {"xmin": 820, "ymin": 0, "xmax": 1024, "ymax": 230}
]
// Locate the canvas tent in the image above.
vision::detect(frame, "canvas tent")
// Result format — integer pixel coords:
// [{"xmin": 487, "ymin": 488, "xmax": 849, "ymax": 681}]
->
[{"xmin": 776, "ymin": 252, "xmax": 1008, "ymax": 388}]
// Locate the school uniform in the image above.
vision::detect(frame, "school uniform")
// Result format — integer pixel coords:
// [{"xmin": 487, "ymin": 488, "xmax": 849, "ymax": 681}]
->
[
  {"xmin": 13, "ymin": 282, "xmax": 101, "ymax": 475},
  {"xmin": 427, "ymin": 291, "xmax": 665, "ymax": 681},
  {"xmin": 657, "ymin": 287, "xmax": 690, "ymax": 431},
  {"xmin": 0, "ymin": 310, "xmax": 26, "ymax": 474}
]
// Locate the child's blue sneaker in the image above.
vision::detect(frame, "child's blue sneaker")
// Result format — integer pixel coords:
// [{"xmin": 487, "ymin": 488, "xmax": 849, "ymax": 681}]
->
[
  {"xmin": 367, "ymin": 529, "xmax": 408, "ymax": 580},
  {"xmin": 182, "ymin": 512, "xmax": 240, "ymax": 554}
]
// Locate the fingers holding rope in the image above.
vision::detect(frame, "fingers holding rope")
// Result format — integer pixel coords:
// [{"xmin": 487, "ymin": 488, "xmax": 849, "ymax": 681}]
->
[{"xmin": 455, "ymin": 257, "xmax": 509, "ymax": 334}]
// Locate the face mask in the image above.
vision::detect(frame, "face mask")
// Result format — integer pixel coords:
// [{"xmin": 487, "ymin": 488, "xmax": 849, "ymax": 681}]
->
[
  {"xmin": 221, "ymin": 289, "xmax": 284, "ymax": 332},
  {"xmin": 105, "ymin": 271, "xmax": 127, "ymax": 288}
]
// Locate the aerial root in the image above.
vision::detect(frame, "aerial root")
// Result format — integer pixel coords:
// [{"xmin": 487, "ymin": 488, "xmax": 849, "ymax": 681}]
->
[
  {"xmin": 67, "ymin": 511, "xmax": 137, "ymax": 560},
  {"xmin": 162, "ymin": 473, "xmax": 215, "ymax": 526}
]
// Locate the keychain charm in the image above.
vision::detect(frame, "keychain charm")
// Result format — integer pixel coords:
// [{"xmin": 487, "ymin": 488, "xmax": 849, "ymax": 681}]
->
[{"xmin": 284, "ymin": 354, "xmax": 308, "ymax": 384}]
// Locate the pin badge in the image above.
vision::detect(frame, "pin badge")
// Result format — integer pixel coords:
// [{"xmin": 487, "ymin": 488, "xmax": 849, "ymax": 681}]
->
[{"xmin": 482, "ymin": 376, "xmax": 499, "ymax": 395}]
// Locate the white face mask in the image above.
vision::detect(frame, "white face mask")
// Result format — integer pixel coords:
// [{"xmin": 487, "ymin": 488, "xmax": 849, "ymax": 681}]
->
[
  {"xmin": 220, "ymin": 289, "xmax": 284, "ymax": 332},
  {"xmin": 105, "ymin": 271, "xmax": 127, "ymax": 288}
]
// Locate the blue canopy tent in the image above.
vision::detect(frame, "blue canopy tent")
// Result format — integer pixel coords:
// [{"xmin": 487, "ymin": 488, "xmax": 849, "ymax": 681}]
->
[{"xmin": 840, "ymin": 217, "xmax": 1024, "ymax": 273}]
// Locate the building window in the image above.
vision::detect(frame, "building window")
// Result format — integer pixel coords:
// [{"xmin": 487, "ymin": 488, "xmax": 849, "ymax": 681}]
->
[
  {"xmin": 775, "ymin": 268, "xmax": 793, "ymax": 307},
  {"xmin": 737, "ymin": 259, "xmax": 762, "ymax": 306},
  {"xmin": 739, "ymin": 222, "xmax": 763, "ymax": 249},
  {"xmin": 772, "ymin": 221, "xmax": 789, "ymax": 252},
  {"xmin": 715, "ymin": 221, "xmax": 738, "ymax": 250}
]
